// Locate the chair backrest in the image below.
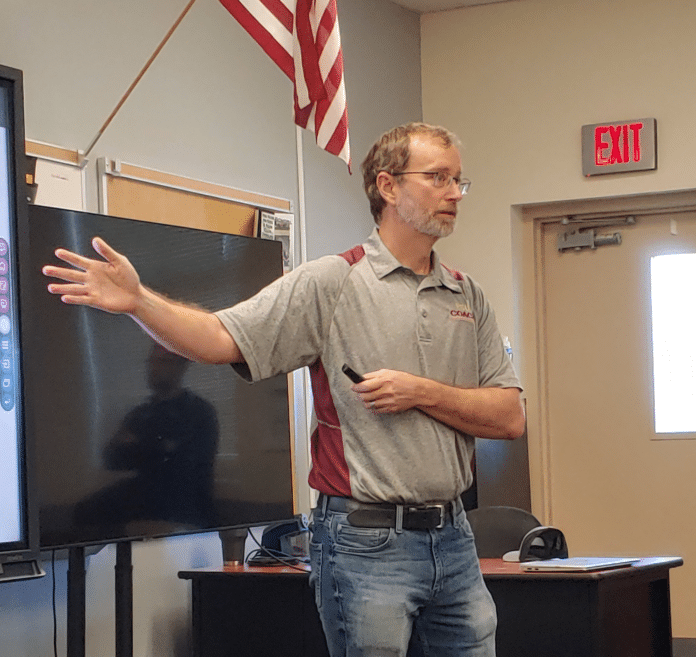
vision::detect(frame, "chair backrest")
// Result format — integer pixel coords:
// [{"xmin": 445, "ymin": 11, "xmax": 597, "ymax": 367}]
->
[{"xmin": 466, "ymin": 506, "xmax": 541, "ymax": 558}]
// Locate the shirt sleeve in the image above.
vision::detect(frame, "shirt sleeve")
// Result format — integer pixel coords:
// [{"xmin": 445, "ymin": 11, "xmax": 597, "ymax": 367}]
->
[
  {"xmin": 214, "ymin": 255, "xmax": 349, "ymax": 382},
  {"xmin": 469, "ymin": 277, "xmax": 522, "ymax": 391}
]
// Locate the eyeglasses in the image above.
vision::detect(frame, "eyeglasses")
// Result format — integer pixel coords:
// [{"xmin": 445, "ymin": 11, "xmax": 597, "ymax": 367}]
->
[{"xmin": 390, "ymin": 170, "xmax": 471, "ymax": 195}]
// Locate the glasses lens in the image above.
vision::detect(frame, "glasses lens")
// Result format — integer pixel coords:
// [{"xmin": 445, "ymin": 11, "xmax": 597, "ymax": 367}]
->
[
  {"xmin": 432, "ymin": 172, "xmax": 447, "ymax": 187},
  {"xmin": 459, "ymin": 179, "xmax": 471, "ymax": 194}
]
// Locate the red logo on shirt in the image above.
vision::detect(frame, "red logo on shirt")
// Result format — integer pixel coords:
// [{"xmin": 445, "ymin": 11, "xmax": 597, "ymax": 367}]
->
[
  {"xmin": 450, "ymin": 309, "xmax": 474, "ymax": 319},
  {"xmin": 449, "ymin": 302, "xmax": 474, "ymax": 323}
]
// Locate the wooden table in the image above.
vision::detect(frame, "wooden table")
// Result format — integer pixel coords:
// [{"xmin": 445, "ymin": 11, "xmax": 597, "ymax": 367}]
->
[
  {"xmin": 179, "ymin": 556, "xmax": 682, "ymax": 657},
  {"xmin": 480, "ymin": 556, "xmax": 682, "ymax": 657}
]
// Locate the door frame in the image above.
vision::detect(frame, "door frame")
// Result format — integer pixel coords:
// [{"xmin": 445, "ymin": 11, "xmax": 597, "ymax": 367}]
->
[{"xmin": 515, "ymin": 187, "xmax": 696, "ymax": 524}]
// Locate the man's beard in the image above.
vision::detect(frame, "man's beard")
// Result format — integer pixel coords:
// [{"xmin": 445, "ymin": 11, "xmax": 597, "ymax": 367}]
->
[{"xmin": 396, "ymin": 194, "xmax": 456, "ymax": 238}]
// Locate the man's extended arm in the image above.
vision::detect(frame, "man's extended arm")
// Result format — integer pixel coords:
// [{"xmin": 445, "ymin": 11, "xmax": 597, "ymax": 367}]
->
[
  {"xmin": 352, "ymin": 369, "xmax": 525, "ymax": 439},
  {"xmin": 42, "ymin": 237, "xmax": 242, "ymax": 364}
]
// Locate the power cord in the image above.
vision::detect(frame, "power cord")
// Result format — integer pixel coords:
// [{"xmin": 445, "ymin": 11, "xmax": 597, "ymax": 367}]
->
[
  {"xmin": 51, "ymin": 550, "xmax": 57, "ymax": 657},
  {"xmin": 245, "ymin": 527, "xmax": 311, "ymax": 572}
]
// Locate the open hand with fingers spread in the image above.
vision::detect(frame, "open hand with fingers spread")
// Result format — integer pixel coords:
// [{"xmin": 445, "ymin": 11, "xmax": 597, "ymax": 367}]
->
[{"xmin": 42, "ymin": 237, "xmax": 142, "ymax": 315}]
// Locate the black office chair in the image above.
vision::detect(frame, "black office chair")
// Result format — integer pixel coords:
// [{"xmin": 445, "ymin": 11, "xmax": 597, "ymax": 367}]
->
[{"xmin": 466, "ymin": 505, "xmax": 542, "ymax": 558}]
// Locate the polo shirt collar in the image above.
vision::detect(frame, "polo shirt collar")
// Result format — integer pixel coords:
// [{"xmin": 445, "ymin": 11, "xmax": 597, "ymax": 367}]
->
[
  {"xmin": 364, "ymin": 228, "xmax": 403, "ymax": 279},
  {"xmin": 428, "ymin": 250, "xmax": 464, "ymax": 293},
  {"xmin": 364, "ymin": 228, "xmax": 463, "ymax": 294}
]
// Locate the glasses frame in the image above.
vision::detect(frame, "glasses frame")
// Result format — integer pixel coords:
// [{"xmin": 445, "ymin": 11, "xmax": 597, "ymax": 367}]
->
[{"xmin": 390, "ymin": 170, "xmax": 471, "ymax": 195}]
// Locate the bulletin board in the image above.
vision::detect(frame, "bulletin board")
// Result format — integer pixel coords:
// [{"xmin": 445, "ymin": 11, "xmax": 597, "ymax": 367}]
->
[{"xmin": 97, "ymin": 158, "xmax": 292, "ymax": 238}]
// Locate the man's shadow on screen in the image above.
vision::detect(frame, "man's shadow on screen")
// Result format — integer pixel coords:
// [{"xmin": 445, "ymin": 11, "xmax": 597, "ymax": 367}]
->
[{"xmin": 75, "ymin": 343, "xmax": 219, "ymax": 533}]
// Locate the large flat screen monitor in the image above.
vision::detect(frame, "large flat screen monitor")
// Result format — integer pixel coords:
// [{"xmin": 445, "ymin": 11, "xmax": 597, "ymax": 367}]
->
[
  {"xmin": 27, "ymin": 205, "xmax": 295, "ymax": 549},
  {"xmin": 0, "ymin": 64, "xmax": 43, "ymax": 581}
]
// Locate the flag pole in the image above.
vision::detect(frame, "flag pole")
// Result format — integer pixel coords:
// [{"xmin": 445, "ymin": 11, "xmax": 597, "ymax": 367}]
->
[
  {"xmin": 79, "ymin": 0, "xmax": 198, "ymax": 164},
  {"xmin": 295, "ymin": 125, "xmax": 308, "ymax": 266},
  {"xmin": 294, "ymin": 123, "xmax": 315, "ymax": 509}
]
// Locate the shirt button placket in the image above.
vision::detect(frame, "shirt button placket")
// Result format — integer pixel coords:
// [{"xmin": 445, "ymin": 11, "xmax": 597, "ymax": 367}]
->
[{"xmin": 417, "ymin": 295, "xmax": 431, "ymax": 342}]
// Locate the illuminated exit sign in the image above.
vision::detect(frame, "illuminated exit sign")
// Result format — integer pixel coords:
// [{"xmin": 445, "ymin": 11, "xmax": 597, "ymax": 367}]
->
[{"xmin": 582, "ymin": 118, "xmax": 656, "ymax": 176}]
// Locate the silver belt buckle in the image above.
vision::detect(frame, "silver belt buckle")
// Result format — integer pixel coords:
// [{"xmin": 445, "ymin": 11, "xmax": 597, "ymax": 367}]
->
[{"xmin": 424, "ymin": 503, "xmax": 447, "ymax": 529}]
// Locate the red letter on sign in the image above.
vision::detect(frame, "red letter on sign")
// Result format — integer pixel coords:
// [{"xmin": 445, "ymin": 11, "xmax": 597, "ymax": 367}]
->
[
  {"xmin": 622, "ymin": 124, "xmax": 629, "ymax": 163},
  {"xmin": 609, "ymin": 125, "xmax": 623, "ymax": 163},
  {"xmin": 595, "ymin": 127, "xmax": 611, "ymax": 165},
  {"xmin": 630, "ymin": 123, "xmax": 643, "ymax": 162}
]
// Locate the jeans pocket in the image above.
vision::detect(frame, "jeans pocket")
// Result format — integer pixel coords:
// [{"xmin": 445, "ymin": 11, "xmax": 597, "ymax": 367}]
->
[{"xmin": 332, "ymin": 518, "xmax": 393, "ymax": 554}]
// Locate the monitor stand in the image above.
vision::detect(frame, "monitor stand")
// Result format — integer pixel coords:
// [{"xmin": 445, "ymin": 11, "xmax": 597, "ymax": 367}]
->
[
  {"xmin": 67, "ymin": 542, "xmax": 133, "ymax": 657},
  {"xmin": 67, "ymin": 547, "xmax": 85, "ymax": 657},
  {"xmin": 115, "ymin": 542, "xmax": 133, "ymax": 657}
]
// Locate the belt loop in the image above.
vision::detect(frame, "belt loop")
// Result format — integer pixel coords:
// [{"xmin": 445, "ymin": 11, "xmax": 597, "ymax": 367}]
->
[
  {"xmin": 395, "ymin": 505, "xmax": 404, "ymax": 534},
  {"xmin": 320, "ymin": 493, "xmax": 329, "ymax": 515}
]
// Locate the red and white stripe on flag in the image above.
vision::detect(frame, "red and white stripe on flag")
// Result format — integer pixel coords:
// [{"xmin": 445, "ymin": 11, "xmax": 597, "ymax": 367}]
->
[{"xmin": 220, "ymin": 0, "xmax": 351, "ymax": 170}]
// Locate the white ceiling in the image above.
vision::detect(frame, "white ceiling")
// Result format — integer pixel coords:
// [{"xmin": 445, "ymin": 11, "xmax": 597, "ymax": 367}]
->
[{"xmin": 388, "ymin": 0, "xmax": 517, "ymax": 13}]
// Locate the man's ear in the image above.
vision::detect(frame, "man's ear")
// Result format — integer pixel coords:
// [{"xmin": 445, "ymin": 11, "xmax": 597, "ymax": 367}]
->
[{"xmin": 376, "ymin": 170, "xmax": 398, "ymax": 208}]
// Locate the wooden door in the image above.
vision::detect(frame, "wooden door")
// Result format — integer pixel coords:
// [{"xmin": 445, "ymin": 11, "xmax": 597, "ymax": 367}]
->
[{"xmin": 530, "ymin": 207, "xmax": 696, "ymax": 637}]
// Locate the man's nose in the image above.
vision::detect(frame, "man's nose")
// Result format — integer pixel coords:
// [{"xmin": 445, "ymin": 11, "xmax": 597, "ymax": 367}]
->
[{"xmin": 446, "ymin": 182, "xmax": 464, "ymax": 202}]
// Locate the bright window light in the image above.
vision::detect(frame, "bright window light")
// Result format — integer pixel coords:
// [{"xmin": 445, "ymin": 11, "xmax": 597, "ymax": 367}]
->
[{"xmin": 651, "ymin": 253, "xmax": 696, "ymax": 434}]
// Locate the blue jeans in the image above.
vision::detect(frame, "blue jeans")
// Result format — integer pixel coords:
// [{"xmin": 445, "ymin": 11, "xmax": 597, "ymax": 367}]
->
[{"xmin": 308, "ymin": 496, "xmax": 497, "ymax": 657}]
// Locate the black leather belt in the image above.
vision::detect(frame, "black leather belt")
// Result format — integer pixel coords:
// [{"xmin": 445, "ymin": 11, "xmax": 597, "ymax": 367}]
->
[{"xmin": 319, "ymin": 494, "xmax": 454, "ymax": 530}]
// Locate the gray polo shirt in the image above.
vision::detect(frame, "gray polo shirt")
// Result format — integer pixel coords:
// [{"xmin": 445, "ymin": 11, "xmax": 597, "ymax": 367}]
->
[{"xmin": 215, "ymin": 228, "xmax": 520, "ymax": 504}]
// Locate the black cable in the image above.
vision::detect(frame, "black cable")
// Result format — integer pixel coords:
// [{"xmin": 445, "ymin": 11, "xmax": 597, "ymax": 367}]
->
[
  {"xmin": 245, "ymin": 527, "xmax": 310, "ymax": 572},
  {"xmin": 51, "ymin": 550, "xmax": 57, "ymax": 657}
]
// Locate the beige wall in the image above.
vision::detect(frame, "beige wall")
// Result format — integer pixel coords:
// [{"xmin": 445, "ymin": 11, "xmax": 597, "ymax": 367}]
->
[{"xmin": 422, "ymin": 0, "xmax": 696, "ymax": 339}]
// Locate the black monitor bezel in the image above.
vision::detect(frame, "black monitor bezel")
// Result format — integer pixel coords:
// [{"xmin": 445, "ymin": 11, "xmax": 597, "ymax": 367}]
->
[
  {"xmin": 0, "ymin": 63, "xmax": 41, "ymax": 575},
  {"xmin": 28, "ymin": 206, "xmax": 295, "ymax": 551}
]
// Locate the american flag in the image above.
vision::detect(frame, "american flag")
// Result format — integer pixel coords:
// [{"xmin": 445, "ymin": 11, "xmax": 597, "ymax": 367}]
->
[{"xmin": 220, "ymin": 0, "xmax": 351, "ymax": 170}]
